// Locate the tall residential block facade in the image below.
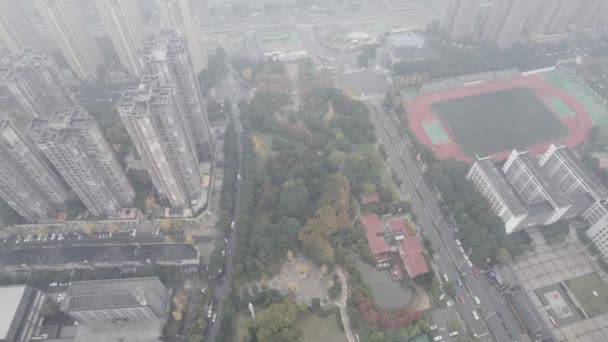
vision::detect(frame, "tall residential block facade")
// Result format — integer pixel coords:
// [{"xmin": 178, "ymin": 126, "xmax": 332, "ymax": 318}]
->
[
  {"xmin": 441, "ymin": 0, "xmax": 480, "ymax": 41},
  {"xmin": 526, "ymin": 0, "xmax": 607, "ymax": 37},
  {"xmin": 0, "ymin": 120, "xmax": 67, "ymax": 222},
  {"xmin": 29, "ymin": 107, "xmax": 134, "ymax": 217},
  {"xmin": 35, "ymin": 0, "xmax": 104, "ymax": 81},
  {"xmin": 0, "ymin": 0, "xmax": 42, "ymax": 55},
  {"xmin": 117, "ymin": 75, "xmax": 201, "ymax": 208},
  {"xmin": 157, "ymin": 0, "xmax": 208, "ymax": 73},
  {"xmin": 141, "ymin": 35, "xmax": 212, "ymax": 152},
  {"xmin": 1, "ymin": 49, "xmax": 74, "ymax": 119},
  {"xmin": 467, "ymin": 157, "xmax": 528, "ymax": 233},
  {"xmin": 61, "ymin": 277, "xmax": 169, "ymax": 323},
  {"xmin": 482, "ymin": 0, "xmax": 535, "ymax": 48},
  {"xmin": 95, "ymin": 0, "xmax": 145, "ymax": 78}
]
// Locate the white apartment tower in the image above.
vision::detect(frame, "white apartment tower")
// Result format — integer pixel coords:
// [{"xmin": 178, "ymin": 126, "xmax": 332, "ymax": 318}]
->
[
  {"xmin": 482, "ymin": 0, "xmax": 535, "ymax": 48},
  {"xmin": 95, "ymin": 0, "xmax": 145, "ymax": 78},
  {"xmin": 35, "ymin": 0, "xmax": 104, "ymax": 81},
  {"xmin": 157, "ymin": 0, "xmax": 208, "ymax": 73},
  {"xmin": 441, "ymin": 0, "xmax": 480, "ymax": 41},
  {"xmin": 29, "ymin": 107, "xmax": 134, "ymax": 217},
  {"xmin": 1, "ymin": 49, "xmax": 74, "ymax": 119},
  {"xmin": 0, "ymin": 119, "xmax": 67, "ymax": 222},
  {"xmin": 141, "ymin": 35, "xmax": 212, "ymax": 152},
  {"xmin": 117, "ymin": 75, "xmax": 201, "ymax": 208},
  {"xmin": 0, "ymin": 0, "xmax": 42, "ymax": 55}
]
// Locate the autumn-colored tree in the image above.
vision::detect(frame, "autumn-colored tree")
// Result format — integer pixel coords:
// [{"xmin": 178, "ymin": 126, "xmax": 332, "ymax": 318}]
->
[{"xmin": 256, "ymin": 300, "xmax": 299, "ymax": 342}]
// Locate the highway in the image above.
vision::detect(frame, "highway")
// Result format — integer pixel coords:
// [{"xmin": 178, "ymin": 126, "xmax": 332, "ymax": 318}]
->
[{"xmin": 368, "ymin": 101, "xmax": 527, "ymax": 342}]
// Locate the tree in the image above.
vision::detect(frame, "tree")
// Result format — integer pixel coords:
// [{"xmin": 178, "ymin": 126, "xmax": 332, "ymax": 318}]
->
[
  {"xmin": 540, "ymin": 221, "xmax": 570, "ymax": 245},
  {"xmin": 39, "ymin": 298, "xmax": 59, "ymax": 317},
  {"xmin": 256, "ymin": 300, "xmax": 299, "ymax": 342},
  {"xmin": 496, "ymin": 248, "xmax": 512, "ymax": 264},
  {"xmin": 357, "ymin": 45, "xmax": 377, "ymax": 68}
]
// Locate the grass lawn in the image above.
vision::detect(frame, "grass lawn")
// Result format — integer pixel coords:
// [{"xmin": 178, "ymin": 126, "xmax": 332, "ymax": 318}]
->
[
  {"xmin": 565, "ymin": 272, "xmax": 608, "ymax": 318},
  {"xmin": 431, "ymin": 88, "xmax": 568, "ymax": 156},
  {"xmin": 297, "ymin": 313, "xmax": 348, "ymax": 342}
]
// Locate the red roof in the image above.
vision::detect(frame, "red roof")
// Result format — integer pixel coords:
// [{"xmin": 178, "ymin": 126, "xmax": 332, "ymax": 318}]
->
[
  {"xmin": 403, "ymin": 252, "xmax": 430, "ymax": 278},
  {"xmin": 359, "ymin": 214, "xmax": 388, "ymax": 255},
  {"xmin": 361, "ymin": 192, "xmax": 381, "ymax": 205}
]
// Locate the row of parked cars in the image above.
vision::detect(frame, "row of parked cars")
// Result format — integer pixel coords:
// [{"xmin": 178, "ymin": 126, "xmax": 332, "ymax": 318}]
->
[{"xmin": 15, "ymin": 229, "xmax": 137, "ymax": 244}]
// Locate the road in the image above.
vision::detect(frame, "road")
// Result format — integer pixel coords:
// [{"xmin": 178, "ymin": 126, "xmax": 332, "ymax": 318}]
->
[
  {"xmin": 207, "ymin": 68, "xmax": 249, "ymax": 342},
  {"xmin": 368, "ymin": 102, "xmax": 528, "ymax": 342}
]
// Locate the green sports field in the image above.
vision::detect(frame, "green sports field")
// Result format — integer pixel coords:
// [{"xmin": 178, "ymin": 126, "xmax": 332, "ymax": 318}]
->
[{"xmin": 431, "ymin": 88, "xmax": 569, "ymax": 156}]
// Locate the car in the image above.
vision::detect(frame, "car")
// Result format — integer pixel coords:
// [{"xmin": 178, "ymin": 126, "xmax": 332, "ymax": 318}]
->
[
  {"xmin": 457, "ymin": 279, "xmax": 463, "ymax": 286},
  {"xmin": 472, "ymin": 310, "xmax": 480, "ymax": 320},
  {"xmin": 463, "ymin": 254, "xmax": 469, "ymax": 262},
  {"xmin": 25, "ymin": 234, "xmax": 32, "ymax": 242},
  {"xmin": 442, "ymin": 274, "xmax": 449, "ymax": 282},
  {"xmin": 467, "ymin": 260, "xmax": 473, "ymax": 268},
  {"xmin": 58, "ymin": 233, "xmax": 64, "ymax": 241},
  {"xmin": 212, "ymin": 313, "xmax": 217, "ymax": 323},
  {"xmin": 49, "ymin": 282, "xmax": 58, "ymax": 287},
  {"xmin": 430, "ymin": 325, "xmax": 438, "ymax": 330},
  {"xmin": 457, "ymin": 296, "xmax": 465, "ymax": 304},
  {"xmin": 50, "ymin": 233, "xmax": 56, "ymax": 240},
  {"xmin": 433, "ymin": 336, "xmax": 443, "ymax": 341},
  {"xmin": 455, "ymin": 239, "xmax": 461, "ymax": 246},
  {"xmin": 449, "ymin": 331, "xmax": 459, "ymax": 337},
  {"xmin": 459, "ymin": 246, "xmax": 465, "ymax": 253},
  {"xmin": 474, "ymin": 296, "xmax": 481, "ymax": 305},
  {"xmin": 446, "ymin": 300, "xmax": 453, "ymax": 307},
  {"xmin": 230, "ymin": 221, "xmax": 236, "ymax": 229},
  {"xmin": 130, "ymin": 229, "xmax": 137, "ymax": 237}
]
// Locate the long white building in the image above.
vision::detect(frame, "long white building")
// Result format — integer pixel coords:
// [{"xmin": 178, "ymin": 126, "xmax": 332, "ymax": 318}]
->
[
  {"xmin": 157, "ymin": 0, "xmax": 207, "ymax": 73},
  {"xmin": 0, "ymin": 120, "xmax": 67, "ymax": 222},
  {"xmin": 35, "ymin": 0, "xmax": 104, "ymax": 81},
  {"xmin": 95, "ymin": 0, "xmax": 145, "ymax": 78},
  {"xmin": 117, "ymin": 75, "xmax": 202, "ymax": 208},
  {"xmin": 467, "ymin": 157, "xmax": 529, "ymax": 233}
]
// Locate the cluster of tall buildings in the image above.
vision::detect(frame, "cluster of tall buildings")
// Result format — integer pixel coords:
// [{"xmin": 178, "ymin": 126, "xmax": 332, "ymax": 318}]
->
[
  {"xmin": 468, "ymin": 143, "xmax": 608, "ymax": 234},
  {"xmin": 0, "ymin": 1, "xmax": 213, "ymax": 223},
  {"xmin": 442, "ymin": 0, "xmax": 608, "ymax": 48}
]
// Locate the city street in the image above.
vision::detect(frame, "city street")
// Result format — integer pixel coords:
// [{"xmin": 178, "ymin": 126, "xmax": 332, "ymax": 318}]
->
[{"xmin": 367, "ymin": 101, "xmax": 534, "ymax": 342}]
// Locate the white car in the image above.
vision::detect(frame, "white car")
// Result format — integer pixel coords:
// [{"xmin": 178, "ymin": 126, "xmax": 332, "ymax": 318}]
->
[
  {"xmin": 474, "ymin": 296, "xmax": 481, "ymax": 305},
  {"xmin": 449, "ymin": 331, "xmax": 459, "ymax": 337},
  {"xmin": 472, "ymin": 310, "xmax": 480, "ymax": 320},
  {"xmin": 443, "ymin": 274, "xmax": 449, "ymax": 282},
  {"xmin": 212, "ymin": 313, "xmax": 217, "ymax": 323},
  {"xmin": 430, "ymin": 325, "xmax": 438, "ymax": 330},
  {"xmin": 433, "ymin": 336, "xmax": 443, "ymax": 341},
  {"xmin": 455, "ymin": 239, "xmax": 461, "ymax": 246},
  {"xmin": 459, "ymin": 246, "xmax": 465, "ymax": 253},
  {"xmin": 467, "ymin": 260, "xmax": 474, "ymax": 268}
]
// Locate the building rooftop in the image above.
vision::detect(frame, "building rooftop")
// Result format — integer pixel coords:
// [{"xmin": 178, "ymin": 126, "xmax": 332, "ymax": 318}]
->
[
  {"xmin": 359, "ymin": 214, "xmax": 388, "ymax": 255},
  {"xmin": 476, "ymin": 157, "xmax": 528, "ymax": 216},
  {"xmin": 551, "ymin": 143, "xmax": 608, "ymax": 200},
  {"xmin": 0, "ymin": 285, "xmax": 27, "ymax": 340},
  {"xmin": 29, "ymin": 106, "xmax": 94, "ymax": 143},
  {"xmin": 63, "ymin": 277, "xmax": 165, "ymax": 312},
  {"xmin": 388, "ymin": 31, "xmax": 426, "ymax": 49}
]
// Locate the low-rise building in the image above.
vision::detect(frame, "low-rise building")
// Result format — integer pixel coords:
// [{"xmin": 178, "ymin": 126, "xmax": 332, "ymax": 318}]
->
[
  {"xmin": 359, "ymin": 214, "xmax": 429, "ymax": 279},
  {"xmin": 61, "ymin": 277, "xmax": 169, "ymax": 323}
]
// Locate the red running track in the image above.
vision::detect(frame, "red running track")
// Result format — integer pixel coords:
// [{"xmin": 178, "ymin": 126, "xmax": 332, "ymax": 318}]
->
[{"xmin": 406, "ymin": 74, "xmax": 593, "ymax": 162}]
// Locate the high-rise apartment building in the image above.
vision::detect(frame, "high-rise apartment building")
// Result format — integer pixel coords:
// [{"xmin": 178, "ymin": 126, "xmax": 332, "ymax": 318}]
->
[
  {"xmin": 1, "ymin": 49, "xmax": 74, "ymax": 119},
  {"xmin": 35, "ymin": 0, "xmax": 104, "ymax": 81},
  {"xmin": 157, "ymin": 0, "xmax": 208, "ymax": 73},
  {"xmin": 117, "ymin": 75, "xmax": 201, "ymax": 208},
  {"xmin": 0, "ymin": 119, "xmax": 67, "ymax": 222},
  {"xmin": 441, "ymin": 0, "xmax": 481, "ymax": 41},
  {"xmin": 29, "ymin": 107, "xmax": 134, "ymax": 217},
  {"xmin": 141, "ymin": 35, "xmax": 212, "ymax": 152},
  {"xmin": 0, "ymin": 0, "xmax": 42, "ymax": 55},
  {"xmin": 526, "ymin": 0, "xmax": 606, "ymax": 37},
  {"xmin": 482, "ymin": 0, "xmax": 535, "ymax": 48},
  {"xmin": 95, "ymin": 0, "xmax": 145, "ymax": 78}
]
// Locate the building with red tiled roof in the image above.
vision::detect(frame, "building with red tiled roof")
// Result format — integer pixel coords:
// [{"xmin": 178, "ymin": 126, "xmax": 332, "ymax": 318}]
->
[
  {"xmin": 360, "ymin": 192, "xmax": 381, "ymax": 205},
  {"xmin": 358, "ymin": 214, "xmax": 429, "ymax": 279}
]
